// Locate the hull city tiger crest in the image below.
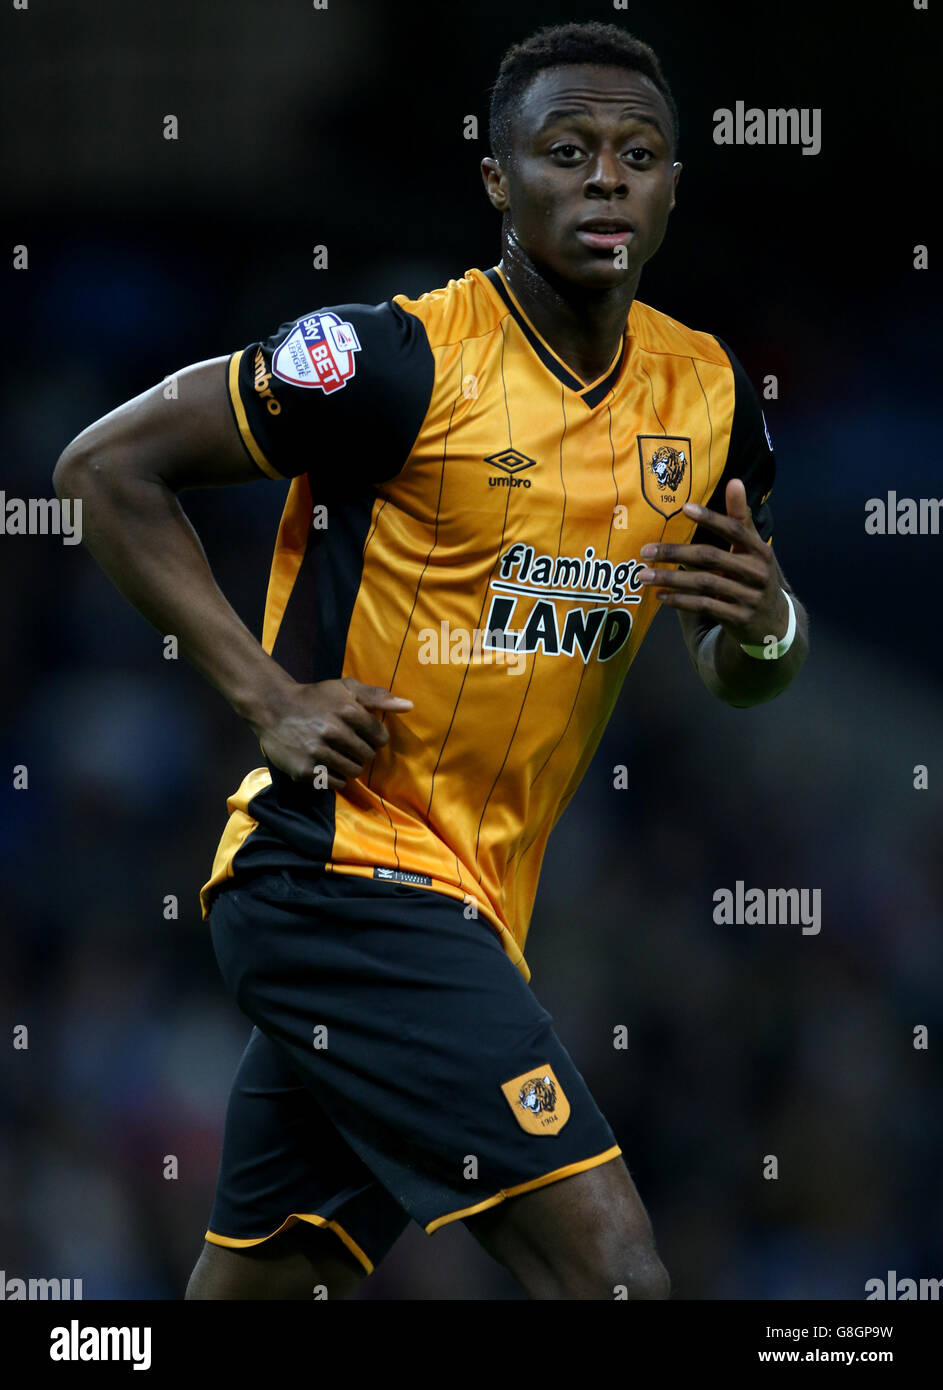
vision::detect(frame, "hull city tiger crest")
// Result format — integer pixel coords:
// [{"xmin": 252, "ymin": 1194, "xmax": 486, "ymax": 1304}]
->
[
  {"xmin": 638, "ymin": 435, "xmax": 693, "ymax": 519},
  {"xmin": 500, "ymin": 1064, "xmax": 571, "ymax": 1135},
  {"xmin": 272, "ymin": 311, "xmax": 361, "ymax": 393}
]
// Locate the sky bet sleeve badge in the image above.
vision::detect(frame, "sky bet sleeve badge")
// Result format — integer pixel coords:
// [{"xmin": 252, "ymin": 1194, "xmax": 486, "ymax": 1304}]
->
[
  {"xmin": 272, "ymin": 311, "xmax": 362, "ymax": 393},
  {"xmin": 637, "ymin": 435, "xmax": 693, "ymax": 519}
]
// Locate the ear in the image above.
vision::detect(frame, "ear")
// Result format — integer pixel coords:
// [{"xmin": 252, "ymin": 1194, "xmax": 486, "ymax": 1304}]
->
[
  {"xmin": 669, "ymin": 161, "xmax": 682, "ymax": 212},
  {"xmin": 481, "ymin": 155, "xmax": 509, "ymax": 212}
]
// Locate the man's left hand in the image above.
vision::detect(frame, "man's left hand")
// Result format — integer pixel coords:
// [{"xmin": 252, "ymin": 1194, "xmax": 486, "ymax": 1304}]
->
[{"xmin": 636, "ymin": 478, "xmax": 789, "ymax": 646}]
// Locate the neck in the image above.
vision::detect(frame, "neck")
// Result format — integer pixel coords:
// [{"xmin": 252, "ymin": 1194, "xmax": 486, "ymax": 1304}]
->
[{"xmin": 499, "ymin": 222, "xmax": 639, "ymax": 383}]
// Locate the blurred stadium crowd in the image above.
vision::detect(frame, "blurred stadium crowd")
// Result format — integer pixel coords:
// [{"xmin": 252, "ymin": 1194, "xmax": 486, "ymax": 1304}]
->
[{"xmin": 2, "ymin": 0, "xmax": 940, "ymax": 1299}]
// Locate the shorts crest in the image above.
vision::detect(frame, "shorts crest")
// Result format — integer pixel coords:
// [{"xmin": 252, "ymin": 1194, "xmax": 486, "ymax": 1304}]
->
[{"xmin": 500, "ymin": 1064, "xmax": 571, "ymax": 1135}]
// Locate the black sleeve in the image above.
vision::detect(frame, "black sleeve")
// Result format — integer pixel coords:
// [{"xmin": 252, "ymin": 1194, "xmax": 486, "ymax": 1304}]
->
[
  {"xmin": 693, "ymin": 337, "xmax": 775, "ymax": 545},
  {"xmin": 228, "ymin": 300, "xmax": 435, "ymax": 483}
]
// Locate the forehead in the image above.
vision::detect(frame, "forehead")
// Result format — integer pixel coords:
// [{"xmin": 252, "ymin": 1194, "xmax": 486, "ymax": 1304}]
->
[{"xmin": 516, "ymin": 63, "xmax": 670, "ymax": 134}]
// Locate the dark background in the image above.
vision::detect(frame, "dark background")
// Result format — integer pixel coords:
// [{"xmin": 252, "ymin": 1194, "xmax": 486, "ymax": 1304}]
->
[{"xmin": 1, "ymin": 0, "xmax": 940, "ymax": 1299}]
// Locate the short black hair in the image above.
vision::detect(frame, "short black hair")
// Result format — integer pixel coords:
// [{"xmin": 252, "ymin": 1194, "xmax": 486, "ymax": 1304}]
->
[{"xmin": 489, "ymin": 21, "xmax": 679, "ymax": 163}]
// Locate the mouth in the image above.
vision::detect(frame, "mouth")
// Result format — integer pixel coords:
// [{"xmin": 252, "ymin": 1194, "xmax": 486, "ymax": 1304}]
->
[{"xmin": 576, "ymin": 219, "xmax": 636, "ymax": 252}]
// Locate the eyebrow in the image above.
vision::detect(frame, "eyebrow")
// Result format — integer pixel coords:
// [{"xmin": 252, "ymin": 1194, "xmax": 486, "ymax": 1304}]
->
[{"xmin": 537, "ymin": 106, "xmax": 668, "ymax": 141}]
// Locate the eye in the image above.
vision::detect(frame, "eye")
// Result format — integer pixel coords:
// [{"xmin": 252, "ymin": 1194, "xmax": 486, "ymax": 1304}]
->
[
  {"xmin": 623, "ymin": 146, "xmax": 655, "ymax": 164},
  {"xmin": 550, "ymin": 143, "xmax": 585, "ymax": 162}
]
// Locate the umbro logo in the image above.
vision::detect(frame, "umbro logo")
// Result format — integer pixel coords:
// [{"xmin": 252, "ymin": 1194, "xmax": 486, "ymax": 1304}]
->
[{"xmin": 485, "ymin": 448, "xmax": 536, "ymax": 489}]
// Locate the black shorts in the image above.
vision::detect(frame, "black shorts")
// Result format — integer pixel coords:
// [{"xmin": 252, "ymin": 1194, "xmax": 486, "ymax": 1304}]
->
[{"xmin": 205, "ymin": 868, "xmax": 621, "ymax": 1275}]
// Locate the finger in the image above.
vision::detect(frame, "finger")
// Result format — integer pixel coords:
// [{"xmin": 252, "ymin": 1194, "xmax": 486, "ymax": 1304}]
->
[
  {"xmin": 317, "ymin": 745, "xmax": 369, "ymax": 780},
  {"xmin": 344, "ymin": 679, "xmax": 414, "ymax": 711},
  {"xmin": 652, "ymin": 590, "xmax": 753, "ymax": 624},
  {"xmin": 323, "ymin": 768, "xmax": 362, "ymax": 793},
  {"xmin": 677, "ymin": 504, "xmax": 766, "ymax": 554},
  {"xmin": 337, "ymin": 700, "xmax": 395, "ymax": 749},
  {"xmin": 638, "ymin": 568, "xmax": 762, "ymax": 605},
  {"xmin": 290, "ymin": 753, "xmax": 361, "ymax": 786},
  {"xmin": 639, "ymin": 541, "xmax": 768, "ymax": 581},
  {"xmin": 724, "ymin": 477, "xmax": 752, "ymax": 524},
  {"xmin": 322, "ymin": 721, "xmax": 382, "ymax": 766}
]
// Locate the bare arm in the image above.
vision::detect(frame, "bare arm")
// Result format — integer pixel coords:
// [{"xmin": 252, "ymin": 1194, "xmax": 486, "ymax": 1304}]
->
[
  {"xmin": 676, "ymin": 594, "xmax": 809, "ymax": 707},
  {"xmin": 52, "ymin": 359, "xmax": 411, "ymax": 786}
]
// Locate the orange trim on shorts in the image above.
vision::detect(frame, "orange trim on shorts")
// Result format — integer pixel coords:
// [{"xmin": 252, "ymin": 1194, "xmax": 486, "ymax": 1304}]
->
[
  {"xmin": 205, "ymin": 1211, "xmax": 374, "ymax": 1276},
  {"xmin": 423, "ymin": 1144, "xmax": 623, "ymax": 1234}
]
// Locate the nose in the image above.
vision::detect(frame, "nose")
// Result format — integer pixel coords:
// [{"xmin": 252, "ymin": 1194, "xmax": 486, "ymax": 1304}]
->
[{"xmin": 585, "ymin": 149, "xmax": 628, "ymax": 197}]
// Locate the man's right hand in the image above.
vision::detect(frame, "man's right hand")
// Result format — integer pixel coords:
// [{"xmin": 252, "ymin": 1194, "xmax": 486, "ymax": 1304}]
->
[{"xmin": 252, "ymin": 677, "xmax": 413, "ymax": 790}]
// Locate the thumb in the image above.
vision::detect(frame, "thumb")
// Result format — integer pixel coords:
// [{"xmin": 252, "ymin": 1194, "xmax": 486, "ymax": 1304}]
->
[
  {"xmin": 725, "ymin": 478, "xmax": 755, "ymax": 547},
  {"xmin": 348, "ymin": 681, "xmax": 413, "ymax": 711}
]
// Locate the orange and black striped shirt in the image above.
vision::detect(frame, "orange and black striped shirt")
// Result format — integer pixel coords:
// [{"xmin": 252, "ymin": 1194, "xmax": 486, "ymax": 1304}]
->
[{"xmin": 200, "ymin": 265, "xmax": 775, "ymax": 980}]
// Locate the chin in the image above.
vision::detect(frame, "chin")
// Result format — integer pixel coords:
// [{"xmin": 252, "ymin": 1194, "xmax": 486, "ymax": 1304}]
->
[{"xmin": 565, "ymin": 257, "xmax": 636, "ymax": 291}]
